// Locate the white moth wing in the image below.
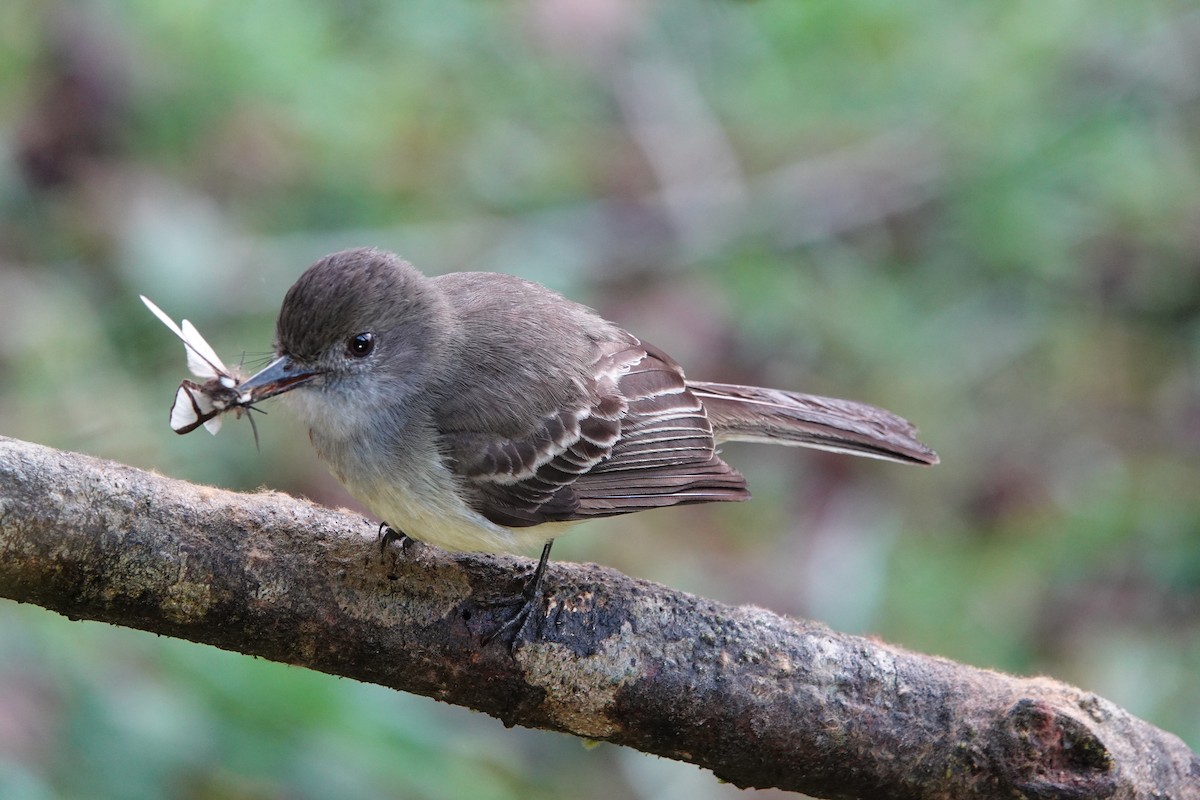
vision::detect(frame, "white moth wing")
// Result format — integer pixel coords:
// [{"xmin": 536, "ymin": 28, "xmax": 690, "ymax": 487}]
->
[
  {"xmin": 141, "ymin": 294, "xmax": 229, "ymax": 380},
  {"xmin": 140, "ymin": 295, "xmax": 187, "ymax": 340},
  {"xmin": 171, "ymin": 384, "xmax": 213, "ymax": 432},
  {"xmin": 168, "ymin": 388, "xmax": 196, "ymax": 432},
  {"xmin": 180, "ymin": 319, "xmax": 229, "ymax": 379},
  {"xmin": 147, "ymin": 296, "xmax": 239, "ymax": 438}
]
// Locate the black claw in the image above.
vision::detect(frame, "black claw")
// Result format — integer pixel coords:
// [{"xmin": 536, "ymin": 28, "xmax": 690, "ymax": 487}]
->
[
  {"xmin": 479, "ymin": 540, "xmax": 555, "ymax": 654},
  {"xmin": 376, "ymin": 522, "xmax": 416, "ymax": 555}
]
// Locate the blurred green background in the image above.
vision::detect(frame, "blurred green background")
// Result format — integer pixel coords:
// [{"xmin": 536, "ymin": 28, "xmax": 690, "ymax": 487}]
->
[{"xmin": 1, "ymin": 1, "xmax": 1198, "ymax": 798}]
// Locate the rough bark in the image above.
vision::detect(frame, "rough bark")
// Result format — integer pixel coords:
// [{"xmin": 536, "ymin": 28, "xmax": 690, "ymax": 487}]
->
[{"xmin": 0, "ymin": 436, "xmax": 1196, "ymax": 799}]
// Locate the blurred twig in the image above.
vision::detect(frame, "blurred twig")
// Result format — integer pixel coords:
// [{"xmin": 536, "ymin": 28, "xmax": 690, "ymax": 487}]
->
[
  {"xmin": 610, "ymin": 54, "xmax": 751, "ymax": 258},
  {"xmin": 0, "ymin": 436, "xmax": 1195, "ymax": 800},
  {"xmin": 239, "ymin": 126, "xmax": 942, "ymax": 293}
]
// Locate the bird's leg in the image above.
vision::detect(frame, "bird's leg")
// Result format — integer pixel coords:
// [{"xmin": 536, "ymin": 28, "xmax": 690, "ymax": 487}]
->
[
  {"xmin": 480, "ymin": 540, "xmax": 554, "ymax": 651},
  {"xmin": 376, "ymin": 522, "xmax": 416, "ymax": 555}
]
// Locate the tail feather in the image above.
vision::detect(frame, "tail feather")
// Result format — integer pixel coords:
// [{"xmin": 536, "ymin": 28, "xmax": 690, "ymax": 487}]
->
[{"xmin": 688, "ymin": 381, "xmax": 939, "ymax": 466}]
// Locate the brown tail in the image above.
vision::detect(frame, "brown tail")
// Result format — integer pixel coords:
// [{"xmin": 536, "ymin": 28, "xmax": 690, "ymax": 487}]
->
[{"xmin": 688, "ymin": 381, "xmax": 939, "ymax": 466}]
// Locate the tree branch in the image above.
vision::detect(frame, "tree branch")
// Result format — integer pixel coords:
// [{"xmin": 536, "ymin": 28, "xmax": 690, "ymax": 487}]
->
[{"xmin": 0, "ymin": 436, "xmax": 1195, "ymax": 798}]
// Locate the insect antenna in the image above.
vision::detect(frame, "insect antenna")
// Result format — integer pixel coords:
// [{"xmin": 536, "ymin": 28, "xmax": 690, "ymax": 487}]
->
[
  {"xmin": 243, "ymin": 403, "xmax": 269, "ymax": 451},
  {"xmin": 248, "ymin": 411, "xmax": 261, "ymax": 452},
  {"xmin": 240, "ymin": 351, "xmax": 278, "ymax": 371}
]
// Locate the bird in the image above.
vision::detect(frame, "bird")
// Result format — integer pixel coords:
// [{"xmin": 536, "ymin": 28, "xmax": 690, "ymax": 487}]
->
[{"xmin": 235, "ymin": 247, "xmax": 938, "ymax": 639}]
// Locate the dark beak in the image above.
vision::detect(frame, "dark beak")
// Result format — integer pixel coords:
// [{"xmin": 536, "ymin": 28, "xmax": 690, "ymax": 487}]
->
[{"xmin": 237, "ymin": 355, "xmax": 319, "ymax": 403}]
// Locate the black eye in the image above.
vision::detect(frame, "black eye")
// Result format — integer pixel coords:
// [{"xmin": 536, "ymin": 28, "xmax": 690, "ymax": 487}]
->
[{"xmin": 347, "ymin": 332, "xmax": 374, "ymax": 357}]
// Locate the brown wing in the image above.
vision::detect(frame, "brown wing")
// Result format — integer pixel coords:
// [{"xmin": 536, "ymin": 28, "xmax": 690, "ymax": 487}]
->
[{"xmin": 446, "ymin": 339, "xmax": 749, "ymax": 527}]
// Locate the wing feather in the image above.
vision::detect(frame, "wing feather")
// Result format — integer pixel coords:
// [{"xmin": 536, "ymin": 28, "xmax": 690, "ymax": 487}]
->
[
  {"xmin": 447, "ymin": 338, "xmax": 749, "ymax": 527},
  {"xmin": 690, "ymin": 381, "xmax": 938, "ymax": 465}
]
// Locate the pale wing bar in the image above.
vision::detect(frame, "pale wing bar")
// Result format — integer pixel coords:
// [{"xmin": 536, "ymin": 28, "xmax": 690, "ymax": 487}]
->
[
  {"xmin": 457, "ymin": 339, "xmax": 748, "ymax": 526},
  {"xmin": 570, "ymin": 341, "xmax": 747, "ymax": 515}
]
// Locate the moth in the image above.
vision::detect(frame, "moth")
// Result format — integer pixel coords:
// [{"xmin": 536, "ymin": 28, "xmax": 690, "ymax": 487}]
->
[{"xmin": 140, "ymin": 295, "xmax": 258, "ymax": 436}]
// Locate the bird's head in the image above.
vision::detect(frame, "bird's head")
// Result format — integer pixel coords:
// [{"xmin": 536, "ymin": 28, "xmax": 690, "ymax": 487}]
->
[{"xmin": 237, "ymin": 248, "xmax": 449, "ymax": 437}]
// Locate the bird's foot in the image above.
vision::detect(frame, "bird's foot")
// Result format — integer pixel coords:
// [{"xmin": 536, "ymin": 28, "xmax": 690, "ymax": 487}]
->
[
  {"xmin": 478, "ymin": 581, "xmax": 545, "ymax": 653},
  {"xmin": 376, "ymin": 522, "xmax": 417, "ymax": 556},
  {"xmin": 475, "ymin": 541, "xmax": 555, "ymax": 655}
]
